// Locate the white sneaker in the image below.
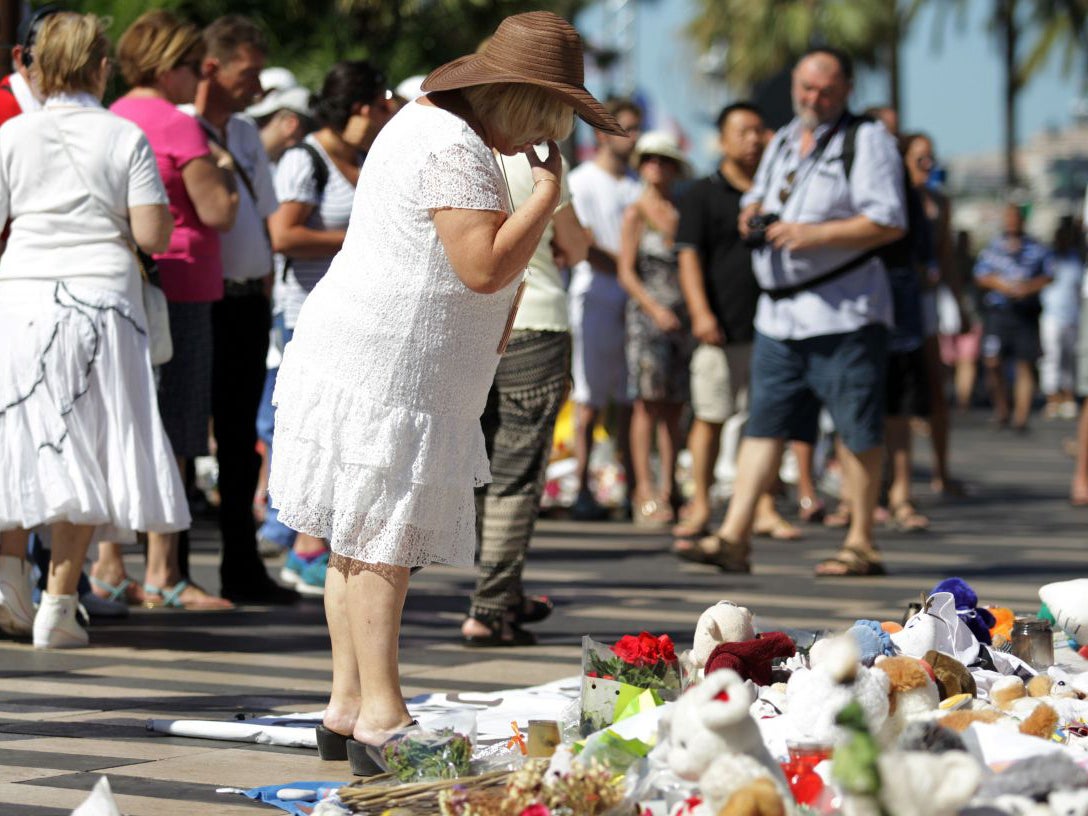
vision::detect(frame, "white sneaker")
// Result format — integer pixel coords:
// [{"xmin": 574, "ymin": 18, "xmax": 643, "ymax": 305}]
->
[
  {"xmin": 33, "ymin": 593, "xmax": 89, "ymax": 649},
  {"xmin": 0, "ymin": 555, "xmax": 34, "ymax": 637}
]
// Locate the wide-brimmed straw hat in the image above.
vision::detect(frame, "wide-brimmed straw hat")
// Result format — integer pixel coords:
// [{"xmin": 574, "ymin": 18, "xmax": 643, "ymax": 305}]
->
[
  {"xmin": 421, "ymin": 12, "xmax": 626, "ymax": 136},
  {"xmin": 632, "ymin": 130, "xmax": 691, "ymax": 177}
]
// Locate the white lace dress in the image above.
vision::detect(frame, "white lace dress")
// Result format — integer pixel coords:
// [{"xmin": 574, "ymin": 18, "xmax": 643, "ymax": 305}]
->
[{"xmin": 268, "ymin": 101, "xmax": 520, "ymax": 568}]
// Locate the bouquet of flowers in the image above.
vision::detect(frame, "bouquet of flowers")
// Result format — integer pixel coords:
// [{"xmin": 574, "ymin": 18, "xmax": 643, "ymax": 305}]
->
[
  {"xmin": 580, "ymin": 632, "xmax": 681, "ymax": 735},
  {"xmin": 380, "ymin": 727, "xmax": 474, "ymax": 782}
]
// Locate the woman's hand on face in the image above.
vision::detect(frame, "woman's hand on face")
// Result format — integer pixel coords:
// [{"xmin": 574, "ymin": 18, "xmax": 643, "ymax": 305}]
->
[{"xmin": 526, "ymin": 140, "xmax": 562, "ymax": 190}]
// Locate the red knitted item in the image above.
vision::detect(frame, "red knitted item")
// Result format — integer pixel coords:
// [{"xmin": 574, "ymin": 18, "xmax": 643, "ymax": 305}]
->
[{"xmin": 704, "ymin": 632, "xmax": 796, "ymax": 686}]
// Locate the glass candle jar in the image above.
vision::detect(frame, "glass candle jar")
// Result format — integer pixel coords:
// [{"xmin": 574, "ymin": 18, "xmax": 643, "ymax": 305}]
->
[
  {"xmin": 526, "ymin": 719, "xmax": 561, "ymax": 758},
  {"xmin": 1011, "ymin": 617, "xmax": 1054, "ymax": 669}
]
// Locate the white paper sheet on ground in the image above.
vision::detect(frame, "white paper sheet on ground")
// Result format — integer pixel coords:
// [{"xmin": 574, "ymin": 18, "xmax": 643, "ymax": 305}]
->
[
  {"xmin": 147, "ymin": 676, "xmax": 582, "ymax": 749},
  {"xmin": 961, "ymin": 722, "xmax": 1068, "ymax": 769},
  {"xmin": 70, "ymin": 777, "xmax": 121, "ymax": 816}
]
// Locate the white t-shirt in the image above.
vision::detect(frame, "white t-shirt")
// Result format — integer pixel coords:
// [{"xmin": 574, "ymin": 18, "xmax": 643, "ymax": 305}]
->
[
  {"xmin": 0, "ymin": 94, "xmax": 167, "ymax": 310},
  {"xmin": 495, "ymin": 150, "xmax": 572, "ymax": 332},
  {"xmin": 567, "ymin": 160, "xmax": 641, "ymax": 303},
  {"xmin": 180, "ymin": 106, "xmax": 278, "ymax": 281},
  {"xmin": 274, "ymin": 135, "xmax": 360, "ymax": 328}
]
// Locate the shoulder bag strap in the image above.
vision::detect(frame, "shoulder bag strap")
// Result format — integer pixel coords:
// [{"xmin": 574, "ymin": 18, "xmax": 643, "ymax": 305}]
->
[{"xmin": 200, "ymin": 121, "xmax": 258, "ymax": 203}]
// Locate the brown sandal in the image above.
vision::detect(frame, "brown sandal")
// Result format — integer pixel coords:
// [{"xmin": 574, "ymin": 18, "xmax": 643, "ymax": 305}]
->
[
  {"xmin": 673, "ymin": 534, "xmax": 751, "ymax": 573},
  {"xmin": 823, "ymin": 502, "xmax": 851, "ymax": 529},
  {"xmin": 814, "ymin": 546, "xmax": 887, "ymax": 577},
  {"xmin": 889, "ymin": 502, "xmax": 929, "ymax": 533}
]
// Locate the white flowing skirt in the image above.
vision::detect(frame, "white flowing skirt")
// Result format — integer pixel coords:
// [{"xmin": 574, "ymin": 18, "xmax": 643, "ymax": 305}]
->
[{"xmin": 0, "ymin": 280, "xmax": 190, "ymax": 542}]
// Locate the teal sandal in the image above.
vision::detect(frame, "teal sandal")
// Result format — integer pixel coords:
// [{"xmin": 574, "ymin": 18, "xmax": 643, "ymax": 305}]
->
[
  {"xmin": 142, "ymin": 580, "xmax": 234, "ymax": 611},
  {"xmin": 90, "ymin": 576, "xmax": 138, "ymax": 604}
]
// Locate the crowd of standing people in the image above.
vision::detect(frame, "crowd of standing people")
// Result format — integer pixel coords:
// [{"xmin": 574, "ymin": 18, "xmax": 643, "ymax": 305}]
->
[{"xmin": 1, "ymin": 8, "xmax": 1086, "ymax": 678}]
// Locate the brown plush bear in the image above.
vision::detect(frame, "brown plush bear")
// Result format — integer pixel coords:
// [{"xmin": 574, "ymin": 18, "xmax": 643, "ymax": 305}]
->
[
  {"xmin": 923, "ymin": 650, "xmax": 977, "ymax": 700},
  {"xmin": 717, "ymin": 778, "xmax": 788, "ymax": 816}
]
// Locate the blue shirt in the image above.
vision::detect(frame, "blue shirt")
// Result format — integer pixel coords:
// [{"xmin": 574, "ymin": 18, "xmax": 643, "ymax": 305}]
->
[{"xmin": 973, "ymin": 234, "xmax": 1049, "ymax": 310}]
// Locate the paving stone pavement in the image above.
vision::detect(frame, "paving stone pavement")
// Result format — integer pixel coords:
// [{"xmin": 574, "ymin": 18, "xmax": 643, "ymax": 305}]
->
[{"xmin": 0, "ymin": 410, "xmax": 1084, "ymax": 814}]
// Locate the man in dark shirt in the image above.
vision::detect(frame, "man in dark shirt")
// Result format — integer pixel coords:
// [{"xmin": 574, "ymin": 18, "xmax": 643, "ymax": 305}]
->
[{"xmin": 675, "ymin": 103, "xmax": 790, "ymax": 540}]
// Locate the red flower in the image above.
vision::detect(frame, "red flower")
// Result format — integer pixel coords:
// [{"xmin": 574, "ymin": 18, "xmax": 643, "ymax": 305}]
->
[
  {"xmin": 611, "ymin": 632, "xmax": 677, "ymax": 666},
  {"xmin": 612, "ymin": 634, "xmax": 643, "ymax": 664},
  {"xmin": 520, "ymin": 805, "xmax": 551, "ymax": 816},
  {"xmin": 658, "ymin": 634, "xmax": 677, "ymax": 662}
]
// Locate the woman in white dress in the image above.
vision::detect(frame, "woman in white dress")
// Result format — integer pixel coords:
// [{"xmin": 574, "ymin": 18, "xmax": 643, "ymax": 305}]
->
[
  {"xmin": 0, "ymin": 13, "xmax": 184, "ymax": 648},
  {"xmin": 267, "ymin": 12, "xmax": 624, "ymax": 772}
]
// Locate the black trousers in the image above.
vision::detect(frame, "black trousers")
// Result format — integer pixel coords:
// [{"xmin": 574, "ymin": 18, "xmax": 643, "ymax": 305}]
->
[{"xmin": 211, "ymin": 290, "xmax": 271, "ymax": 588}]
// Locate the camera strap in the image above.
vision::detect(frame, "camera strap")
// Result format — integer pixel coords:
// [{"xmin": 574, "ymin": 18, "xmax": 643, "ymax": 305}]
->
[
  {"xmin": 763, "ymin": 249, "xmax": 876, "ymax": 300},
  {"xmin": 775, "ymin": 113, "xmax": 848, "ymax": 211}
]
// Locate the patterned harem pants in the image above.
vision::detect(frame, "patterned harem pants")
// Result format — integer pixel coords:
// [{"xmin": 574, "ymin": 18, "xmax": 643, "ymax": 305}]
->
[{"xmin": 469, "ymin": 330, "xmax": 571, "ymax": 624}]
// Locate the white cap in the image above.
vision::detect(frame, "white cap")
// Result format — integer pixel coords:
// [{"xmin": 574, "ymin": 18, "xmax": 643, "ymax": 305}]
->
[
  {"xmin": 395, "ymin": 75, "xmax": 427, "ymax": 102},
  {"xmin": 247, "ymin": 86, "xmax": 313, "ymax": 119},
  {"xmin": 259, "ymin": 66, "xmax": 299, "ymax": 94}
]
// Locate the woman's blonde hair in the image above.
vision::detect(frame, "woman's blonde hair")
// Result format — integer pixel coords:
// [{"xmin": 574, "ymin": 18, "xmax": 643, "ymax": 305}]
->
[
  {"xmin": 463, "ymin": 82, "xmax": 574, "ymax": 146},
  {"xmin": 32, "ymin": 12, "xmax": 110, "ymax": 98},
  {"xmin": 117, "ymin": 10, "xmax": 204, "ymax": 88}
]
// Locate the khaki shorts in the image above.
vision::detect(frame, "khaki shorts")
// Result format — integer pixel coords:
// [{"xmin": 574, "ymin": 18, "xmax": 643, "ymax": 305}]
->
[{"xmin": 690, "ymin": 343, "xmax": 752, "ymax": 424}]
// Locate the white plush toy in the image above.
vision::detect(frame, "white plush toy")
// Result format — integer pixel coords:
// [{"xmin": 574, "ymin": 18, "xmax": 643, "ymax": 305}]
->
[
  {"xmin": 785, "ymin": 634, "xmax": 891, "ymax": 744},
  {"xmin": 870, "ymin": 655, "xmax": 941, "ymax": 744},
  {"xmin": 875, "ymin": 750, "xmax": 982, "ymax": 816},
  {"xmin": 663, "ymin": 669, "xmax": 790, "ymax": 816},
  {"xmin": 684, "ymin": 602, "xmax": 757, "ymax": 678},
  {"xmin": 1039, "ymin": 579, "xmax": 1088, "ymax": 647},
  {"xmin": 889, "ymin": 592, "xmax": 979, "ymax": 665}
]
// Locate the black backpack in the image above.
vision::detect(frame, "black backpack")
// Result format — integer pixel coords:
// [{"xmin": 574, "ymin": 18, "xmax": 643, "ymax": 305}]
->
[
  {"xmin": 280, "ymin": 142, "xmax": 329, "ymax": 281},
  {"xmin": 840, "ymin": 114, "xmax": 924, "ymax": 274}
]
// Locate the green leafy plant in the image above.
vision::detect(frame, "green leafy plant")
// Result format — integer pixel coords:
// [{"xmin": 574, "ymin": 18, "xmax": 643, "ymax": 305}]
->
[{"xmin": 381, "ymin": 728, "xmax": 473, "ymax": 782}]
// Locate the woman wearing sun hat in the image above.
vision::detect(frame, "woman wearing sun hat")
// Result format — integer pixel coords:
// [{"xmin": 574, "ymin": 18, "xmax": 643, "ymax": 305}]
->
[
  {"xmin": 616, "ymin": 130, "xmax": 694, "ymax": 528},
  {"xmin": 266, "ymin": 11, "xmax": 624, "ymax": 773}
]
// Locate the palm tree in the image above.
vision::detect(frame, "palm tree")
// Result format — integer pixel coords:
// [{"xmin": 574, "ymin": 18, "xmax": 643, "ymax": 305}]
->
[
  {"xmin": 687, "ymin": 0, "xmax": 926, "ymax": 116},
  {"xmin": 932, "ymin": 0, "xmax": 1088, "ymax": 188}
]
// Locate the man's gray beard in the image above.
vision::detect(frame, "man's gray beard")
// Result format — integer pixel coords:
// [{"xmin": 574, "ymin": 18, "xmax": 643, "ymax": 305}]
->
[{"xmin": 793, "ymin": 100, "xmax": 840, "ymax": 130}]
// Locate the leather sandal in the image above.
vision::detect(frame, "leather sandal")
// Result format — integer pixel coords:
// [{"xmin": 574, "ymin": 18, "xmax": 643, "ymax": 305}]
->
[
  {"xmin": 510, "ymin": 595, "xmax": 553, "ymax": 625},
  {"xmin": 462, "ymin": 618, "xmax": 537, "ymax": 648},
  {"xmin": 673, "ymin": 534, "xmax": 751, "ymax": 573},
  {"xmin": 889, "ymin": 501, "xmax": 929, "ymax": 533},
  {"xmin": 814, "ymin": 546, "xmax": 887, "ymax": 577}
]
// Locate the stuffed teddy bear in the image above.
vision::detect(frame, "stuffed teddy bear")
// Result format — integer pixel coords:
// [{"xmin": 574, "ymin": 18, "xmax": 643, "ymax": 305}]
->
[
  {"xmin": 663, "ymin": 669, "xmax": 791, "ymax": 816},
  {"xmin": 876, "ymin": 750, "xmax": 983, "ymax": 816},
  {"xmin": 890, "ymin": 591, "xmax": 980, "ymax": 666},
  {"xmin": 871, "ymin": 655, "xmax": 940, "ymax": 743},
  {"xmin": 684, "ymin": 602, "xmax": 757, "ymax": 680},
  {"xmin": 705, "ymin": 632, "xmax": 796, "ymax": 686},
  {"xmin": 786, "ymin": 634, "xmax": 891, "ymax": 744},
  {"xmin": 923, "ymin": 649, "xmax": 977, "ymax": 699},
  {"xmin": 702, "ymin": 754, "xmax": 791, "ymax": 816},
  {"xmin": 932, "ymin": 577, "xmax": 996, "ymax": 645},
  {"xmin": 848, "ymin": 620, "xmax": 896, "ymax": 666}
]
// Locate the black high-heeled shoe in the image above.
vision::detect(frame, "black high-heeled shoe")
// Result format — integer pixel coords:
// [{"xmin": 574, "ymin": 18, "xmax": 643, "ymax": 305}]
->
[
  {"xmin": 345, "ymin": 738, "xmax": 383, "ymax": 776},
  {"xmin": 315, "ymin": 724, "xmax": 350, "ymax": 761},
  {"xmin": 345, "ymin": 720, "xmax": 421, "ymax": 776}
]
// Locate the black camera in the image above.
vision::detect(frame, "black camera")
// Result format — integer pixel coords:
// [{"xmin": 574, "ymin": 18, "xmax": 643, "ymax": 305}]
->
[{"xmin": 744, "ymin": 213, "xmax": 780, "ymax": 249}]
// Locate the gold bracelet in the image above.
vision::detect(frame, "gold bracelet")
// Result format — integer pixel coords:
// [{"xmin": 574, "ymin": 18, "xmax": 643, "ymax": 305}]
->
[{"xmin": 532, "ymin": 178, "xmax": 560, "ymax": 193}]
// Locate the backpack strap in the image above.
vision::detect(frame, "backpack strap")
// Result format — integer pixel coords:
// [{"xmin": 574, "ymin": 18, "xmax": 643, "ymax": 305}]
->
[
  {"xmin": 290, "ymin": 141, "xmax": 329, "ymax": 199},
  {"xmin": 839, "ymin": 112, "xmax": 873, "ymax": 181},
  {"xmin": 280, "ymin": 141, "xmax": 330, "ymax": 282}
]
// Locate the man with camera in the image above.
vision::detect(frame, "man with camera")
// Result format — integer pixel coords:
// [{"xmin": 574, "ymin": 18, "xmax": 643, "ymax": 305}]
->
[{"xmin": 674, "ymin": 47, "xmax": 906, "ymax": 576}]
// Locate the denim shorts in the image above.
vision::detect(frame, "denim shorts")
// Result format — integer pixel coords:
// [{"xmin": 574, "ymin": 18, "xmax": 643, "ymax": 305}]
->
[{"xmin": 746, "ymin": 324, "xmax": 888, "ymax": 453}]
